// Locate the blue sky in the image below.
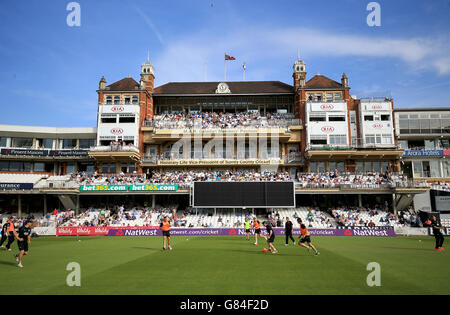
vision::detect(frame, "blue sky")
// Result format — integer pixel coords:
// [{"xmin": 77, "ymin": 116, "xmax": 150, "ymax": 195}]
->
[{"xmin": 0, "ymin": 0, "xmax": 449, "ymax": 127}]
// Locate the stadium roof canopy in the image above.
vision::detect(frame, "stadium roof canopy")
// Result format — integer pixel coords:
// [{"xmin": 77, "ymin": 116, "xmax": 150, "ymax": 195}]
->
[{"xmin": 153, "ymin": 81, "xmax": 294, "ymax": 96}]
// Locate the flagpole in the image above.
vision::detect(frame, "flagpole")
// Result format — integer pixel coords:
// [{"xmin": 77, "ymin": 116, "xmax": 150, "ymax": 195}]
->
[{"xmin": 224, "ymin": 53, "xmax": 226, "ymax": 81}]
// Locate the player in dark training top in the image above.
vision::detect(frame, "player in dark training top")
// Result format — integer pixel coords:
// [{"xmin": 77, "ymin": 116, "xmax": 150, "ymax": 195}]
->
[
  {"xmin": 0, "ymin": 218, "xmax": 10, "ymax": 249},
  {"xmin": 430, "ymin": 215, "xmax": 445, "ymax": 251},
  {"xmin": 263, "ymin": 221, "xmax": 278, "ymax": 254},
  {"xmin": 13, "ymin": 220, "xmax": 34, "ymax": 268}
]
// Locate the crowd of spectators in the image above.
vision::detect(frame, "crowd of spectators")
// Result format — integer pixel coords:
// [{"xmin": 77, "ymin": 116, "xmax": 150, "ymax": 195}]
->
[
  {"xmin": 151, "ymin": 112, "xmax": 294, "ymax": 130},
  {"xmin": 149, "ymin": 170, "xmax": 291, "ymax": 184},
  {"xmin": 331, "ymin": 206, "xmax": 402, "ymax": 227},
  {"xmin": 58, "ymin": 205, "xmax": 177, "ymax": 227},
  {"xmin": 296, "ymin": 172, "xmax": 411, "ymax": 188}
]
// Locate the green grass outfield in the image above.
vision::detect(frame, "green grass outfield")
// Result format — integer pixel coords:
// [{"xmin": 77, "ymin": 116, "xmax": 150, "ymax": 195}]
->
[{"xmin": 0, "ymin": 235, "xmax": 448, "ymax": 295}]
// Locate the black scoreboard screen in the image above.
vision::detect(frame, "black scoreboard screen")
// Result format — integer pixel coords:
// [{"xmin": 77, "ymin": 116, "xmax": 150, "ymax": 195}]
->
[{"xmin": 193, "ymin": 182, "xmax": 295, "ymax": 208}]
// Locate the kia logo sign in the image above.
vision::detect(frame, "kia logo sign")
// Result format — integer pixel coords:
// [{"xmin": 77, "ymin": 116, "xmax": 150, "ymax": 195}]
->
[
  {"xmin": 320, "ymin": 104, "xmax": 334, "ymax": 110},
  {"xmin": 372, "ymin": 123, "xmax": 383, "ymax": 129},
  {"xmin": 111, "ymin": 106, "xmax": 124, "ymax": 112},
  {"xmin": 321, "ymin": 126, "xmax": 335, "ymax": 133},
  {"xmin": 110, "ymin": 128, "xmax": 124, "ymax": 135},
  {"xmin": 371, "ymin": 105, "xmax": 383, "ymax": 110}
]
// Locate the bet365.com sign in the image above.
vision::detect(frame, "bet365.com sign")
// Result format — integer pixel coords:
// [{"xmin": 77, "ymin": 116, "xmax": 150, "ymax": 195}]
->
[{"xmin": 80, "ymin": 184, "xmax": 178, "ymax": 192}]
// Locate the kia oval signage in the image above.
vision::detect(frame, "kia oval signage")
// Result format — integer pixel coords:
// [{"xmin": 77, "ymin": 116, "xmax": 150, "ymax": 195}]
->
[
  {"xmin": 320, "ymin": 104, "xmax": 334, "ymax": 110},
  {"xmin": 111, "ymin": 106, "xmax": 124, "ymax": 112},
  {"xmin": 321, "ymin": 126, "xmax": 335, "ymax": 133},
  {"xmin": 110, "ymin": 128, "xmax": 124, "ymax": 135},
  {"xmin": 372, "ymin": 123, "xmax": 383, "ymax": 129}
]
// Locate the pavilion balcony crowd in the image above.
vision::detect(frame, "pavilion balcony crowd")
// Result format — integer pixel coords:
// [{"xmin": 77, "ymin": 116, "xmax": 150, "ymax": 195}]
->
[{"xmin": 146, "ymin": 112, "xmax": 299, "ymax": 130}]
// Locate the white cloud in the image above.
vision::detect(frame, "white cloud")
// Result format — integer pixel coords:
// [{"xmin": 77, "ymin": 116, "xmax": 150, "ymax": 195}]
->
[
  {"xmin": 150, "ymin": 25, "xmax": 450, "ymax": 85},
  {"xmin": 133, "ymin": 6, "xmax": 164, "ymax": 45}
]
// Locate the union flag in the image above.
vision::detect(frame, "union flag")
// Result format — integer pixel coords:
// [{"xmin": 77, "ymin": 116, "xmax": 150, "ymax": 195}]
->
[{"xmin": 225, "ymin": 54, "xmax": 236, "ymax": 60}]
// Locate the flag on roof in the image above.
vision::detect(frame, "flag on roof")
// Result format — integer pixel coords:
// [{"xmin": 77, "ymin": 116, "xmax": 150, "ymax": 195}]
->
[{"xmin": 225, "ymin": 54, "xmax": 236, "ymax": 60}]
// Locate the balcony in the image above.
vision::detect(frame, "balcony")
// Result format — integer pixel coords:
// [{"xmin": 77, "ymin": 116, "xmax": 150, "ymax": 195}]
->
[{"xmin": 88, "ymin": 145, "xmax": 141, "ymax": 162}]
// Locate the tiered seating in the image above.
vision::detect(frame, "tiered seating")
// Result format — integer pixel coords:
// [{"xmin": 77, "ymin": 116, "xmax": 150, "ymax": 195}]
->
[
  {"xmin": 331, "ymin": 208, "xmax": 402, "ymax": 228},
  {"xmin": 179, "ymin": 210, "xmax": 253, "ymax": 228},
  {"xmin": 270, "ymin": 207, "xmax": 335, "ymax": 228}
]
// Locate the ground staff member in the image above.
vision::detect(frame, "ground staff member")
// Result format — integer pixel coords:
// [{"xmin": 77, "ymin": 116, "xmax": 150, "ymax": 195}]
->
[{"xmin": 285, "ymin": 217, "xmax": 295, "ymax": 246}]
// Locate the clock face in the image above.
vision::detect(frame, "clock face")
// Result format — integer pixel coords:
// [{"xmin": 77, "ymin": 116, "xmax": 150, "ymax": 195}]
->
[{"xmin": 216, "ymin": 82, "xmax": 231, "ymax": 94}]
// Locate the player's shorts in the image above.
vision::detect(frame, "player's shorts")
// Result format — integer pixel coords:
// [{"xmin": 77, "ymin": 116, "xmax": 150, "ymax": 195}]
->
[
  {"xmin": 267, "ymin": 235, "xmax": 275, "ymax": 243},
  {"xmin": 245, "ymin": 229, "xmax": 250, "ymax": 233},
  {"xmin": 162, "ymin": 230, "xmax": 170, "ymax": 237},
  {"xmin": 18, "ymin": 241, "xmax": 28, "ymax": 252},
  {"xmin": 254, "ymin": 228, "xmax": 261, "ymax": 234},
  {"xmin": 300, "ymin": 236, "xmax": 311, "ymax": 243}
]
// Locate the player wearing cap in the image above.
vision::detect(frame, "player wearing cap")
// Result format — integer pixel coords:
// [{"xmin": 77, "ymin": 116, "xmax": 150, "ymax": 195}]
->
[
  {"xmin": 13, "ymin": 220, "xmax": 34, "ymax": 268},
  {"xmin": 160, "ymin": 216, "xmax": 173, "ymax": 250}
]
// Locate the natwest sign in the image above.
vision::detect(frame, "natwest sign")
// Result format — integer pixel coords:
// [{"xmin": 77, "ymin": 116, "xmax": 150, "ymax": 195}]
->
[
  {"xmin": 110, "ymin": 128, "xmax": 124, "ymax": 135},
  {"xmin": 321, "ymin": 126, "xmax": 335, "ymax": 133}
]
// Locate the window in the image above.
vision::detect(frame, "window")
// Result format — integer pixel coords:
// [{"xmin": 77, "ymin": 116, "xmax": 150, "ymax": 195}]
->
[
  {"xmin": 79, "ymin": 139, "xmax": 96, "ymax": 149},
  {"xmin": 309, "ymin": 116, "xmax": 326, "ymax": 122},
  {"xmin": 124, "ymin": 96, "xmax": 131, "ymax": 104},
  {"xmin": 356, "ymin": 161, "xmax": 363, "ymax": 173},
  {"xmin": 66, "ymin": 164, "xmax": 75, "ymax": 174},
  {"xmin": 11, "ymin": 137, "xmax": 33, "ymax": 148},
  {"xmin": 106, "ymin": 96, "xmax": 112, "ymax": 104},
  {"xmin": 114, "ymin": 96, "xmax": 120, "ymax": 104},
  {"xmin": 334, "ymin": 93, "xmax": 342, "ymax": 101},
  {"xmin": 0, "ymin": 161, "xmax": 8, "ymax": 171},
  {"xmin": 42, "ymin": 139, "xmax": 54, "ymax": 149},
  {"xmin": 0, "ymin": 137, "xmax": 7, "ymax": 147},
  {"xmin": 398, "ymin": 140, "xmax": 408, "ymax": 149},
  {"xmin": 132, "ymin": 96, "xmax": 138, "ymax": 104},
  {"xmin": 310, "ymin": 139, "xmax": 327, "ymax": 145},
  {"xmin": 329, "ymin": 135, "xmax": 347, "ymax": 145},
  {"xmin": 365, "ymin": 135, "xmax": 375, "ymax": 144},
  {"xmin": 119, "ymin": 116, "xmax": 135, "ymax": 123},
  {"xmin": 364, "ymin": 115, "xmax": 374, "ymax": 121},
  {"xmin": 101, "ymin": 117, "xmax": 116, "ymax": 123},
  {"xmin": 381, "ymin": 115, "xmax": 390, "ymax": 121},
  {"xmin": 34, "ymin": 162, "xmax": 45, "ymax": 172},
  {"xmin": 326, "ymin": 93, "xmax": 333, "ymax": 101},
  {"xmin": 62, "ymin": 139, "xmax": 77, "ymax": 149},
  {"xmin": 329, "ymin": 116, "xmax": 345, "ymax": 122},
  {"xmin": 382, "ymin": 135, "xmax": 392, "ymax": 144}
]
